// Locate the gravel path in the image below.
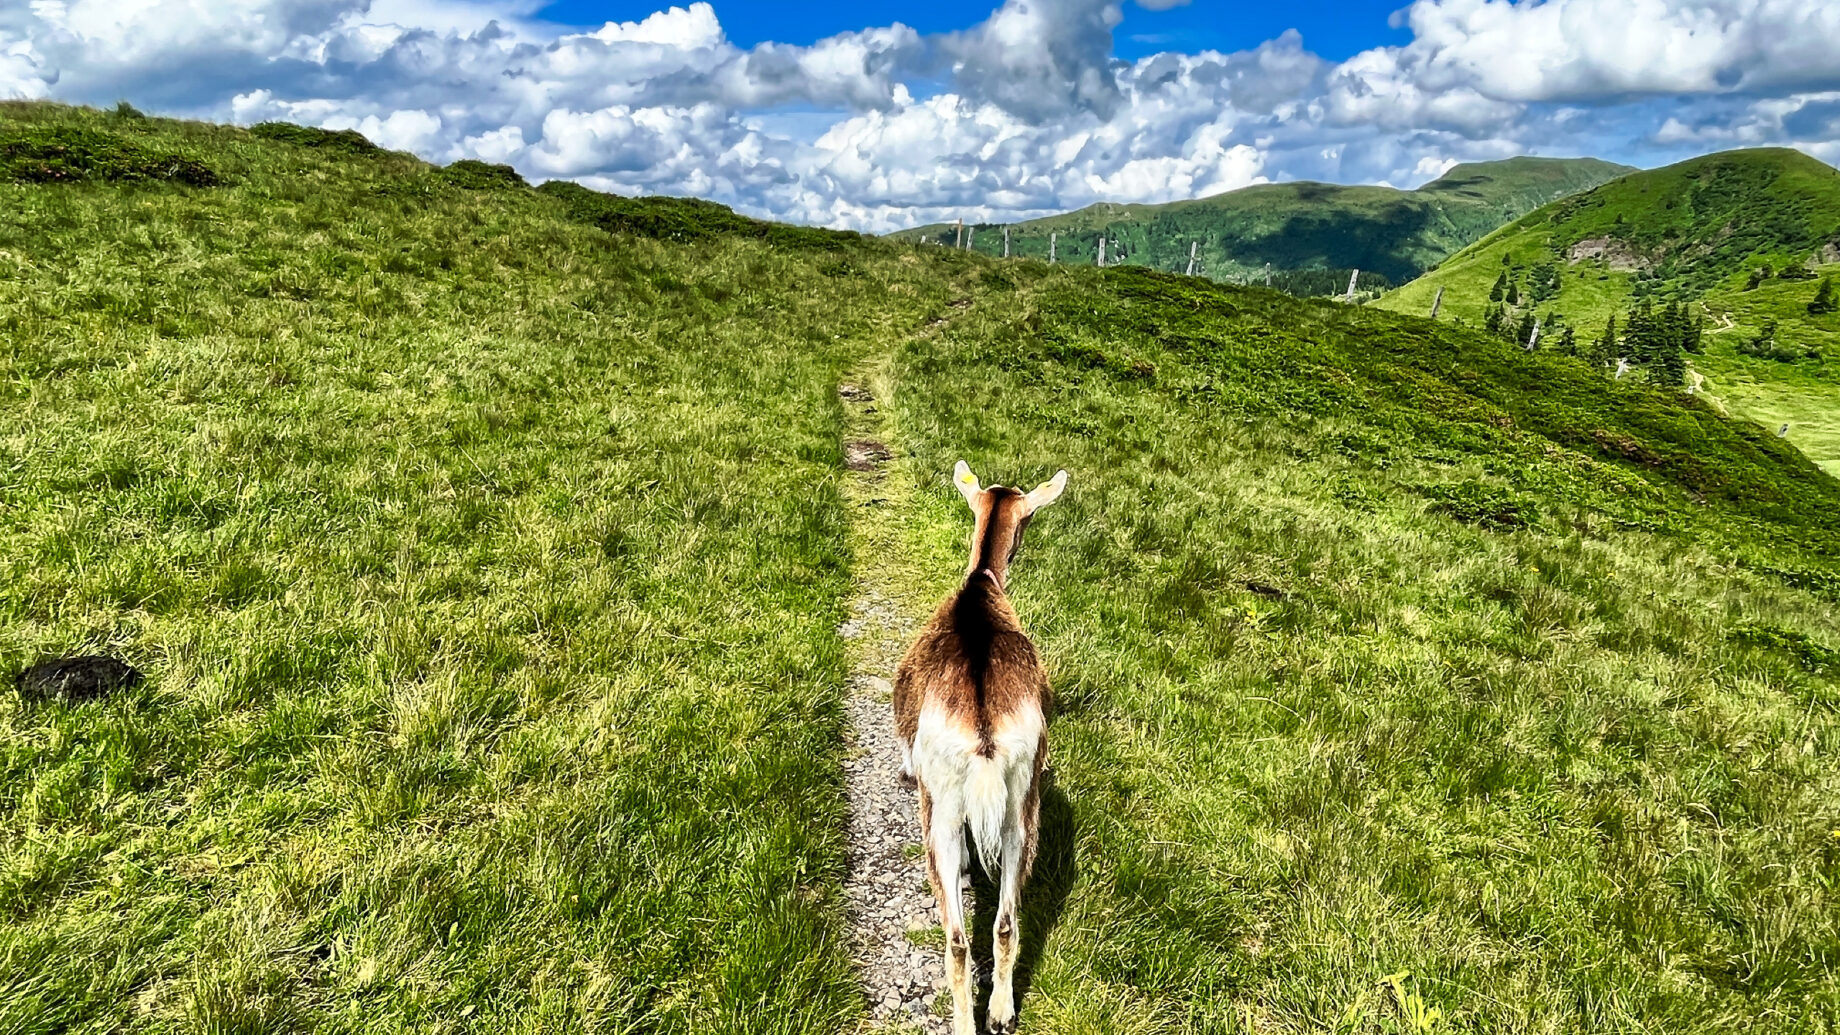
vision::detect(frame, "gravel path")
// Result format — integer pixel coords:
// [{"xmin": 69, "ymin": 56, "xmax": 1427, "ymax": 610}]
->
[{"xmin": 838, "ymin": 380, "xmax": 953, "ymax": 1033}]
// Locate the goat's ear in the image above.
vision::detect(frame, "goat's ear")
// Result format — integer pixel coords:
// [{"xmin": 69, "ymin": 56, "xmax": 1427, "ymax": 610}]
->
[
  {"xmin": 1025, "ymin": 469, "xmax": 1069, "ymax": 511},
  {"xmin": 953, "ymin": 460, "xmax": 982, "ymax": 507}
]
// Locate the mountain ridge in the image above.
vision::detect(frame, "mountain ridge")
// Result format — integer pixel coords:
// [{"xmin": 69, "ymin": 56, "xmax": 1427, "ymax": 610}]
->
[
  {"xmin": 1375, "ymin": 146, "xmax": 1840, "ymax": 473},
  {"xmin": 891, "ymin": 155, "xmax": 1636, "ymax": 284}
]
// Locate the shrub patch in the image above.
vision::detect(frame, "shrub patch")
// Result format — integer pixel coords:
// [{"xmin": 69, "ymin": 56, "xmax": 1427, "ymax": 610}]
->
[
  {"xmin": 1417, "ymin": 480, "xmax": 1540, "ymax": 530},
  {"xmin": 250, "ymin": 121, "xmax": 381, "ymax": 154},
  {"xmin": 440, "ymin": 159, "xmax": 528, "ymax": 191},
  {"xmin": 1, "ymin": 127, "xmax": 218, "ymax": 186}
]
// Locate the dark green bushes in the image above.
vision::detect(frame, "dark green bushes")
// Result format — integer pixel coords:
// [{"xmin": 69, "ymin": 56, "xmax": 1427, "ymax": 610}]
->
[
  {"xmin": 1418, "ymin": 481, "xmax": 1540, "ymax": 530},
  {"xmin": 1731, "ymin": 623, "xmax": 1840, "ymax": 674},
  {"xmin": 440, "ymin": 159, "xmax": 528, "ymax": 190},
  {"xmin": 1, "ymin": 126, "xmax": 217, "ymax": 186},
  {"xmin": 250, "ymin": 121, "xmax": 380, "ymax": 154},
  {"xmin": 536, "ymin": 180, "xmax": 860, "ymax": 250},
  {"xmin": 1739, "ymin": 320, "xmax": 1823, "ymax": 361}
]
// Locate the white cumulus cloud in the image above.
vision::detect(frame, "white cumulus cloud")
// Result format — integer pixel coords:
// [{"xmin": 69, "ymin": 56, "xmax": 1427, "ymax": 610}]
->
[{"xmin": 2, "ymin": 0, "xmax": 1837, "ymax": 231}]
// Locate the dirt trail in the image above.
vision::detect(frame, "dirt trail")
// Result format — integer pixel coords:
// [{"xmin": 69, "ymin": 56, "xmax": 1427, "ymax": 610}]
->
[{"xmin": 837, "ymin": 366, "xmax": 952, "ymax": 1033}]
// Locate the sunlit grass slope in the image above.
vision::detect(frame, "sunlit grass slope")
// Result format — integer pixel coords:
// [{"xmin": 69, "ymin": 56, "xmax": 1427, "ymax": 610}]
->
[
  {"xmin": 1377, "ymin": 149, "xmax": 1840, "ymax": 474},
  {"xmin": 0, "ymin": 101, "xmax": 967, "ymax": 1033},
  {"xmin": 879, "ymin": 266, "xmax": 1840, "ymax": 1033},
  {"xmin": 3, "ymin": 103, "xmax": 1838, "ymax": 1035}
]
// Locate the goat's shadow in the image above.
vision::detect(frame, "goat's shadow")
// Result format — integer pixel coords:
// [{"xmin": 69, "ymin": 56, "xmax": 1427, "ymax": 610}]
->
[{"xmin": 967, "ymin": 774, "xmax": 1077, "ymax": 1026}]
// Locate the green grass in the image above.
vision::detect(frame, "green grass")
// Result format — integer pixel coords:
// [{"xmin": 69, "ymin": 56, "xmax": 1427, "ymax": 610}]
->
[
  {"xmin": 877, "ymin": 267, "xmax": 1840, "ymax": 1033},
  {"xmin": 892, "ymin": 157, "xmax": 1633, "ymax": 284},
  {"xmin": 3, "ymin": 102, "xmax": 1838, "ymax": 1034},
  {"xmin": 0, "ymin": 101, "xmax": 964, "ymax": 1033},
  {"xmin": 1375, "ymin": 149, "xmax": 1840, "ymax": 474}
]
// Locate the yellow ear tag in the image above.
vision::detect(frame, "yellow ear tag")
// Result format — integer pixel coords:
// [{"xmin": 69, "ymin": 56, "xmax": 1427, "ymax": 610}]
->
[{"xmin": 958, "ymin": 472, "xmax": 976, "ymax": 484}]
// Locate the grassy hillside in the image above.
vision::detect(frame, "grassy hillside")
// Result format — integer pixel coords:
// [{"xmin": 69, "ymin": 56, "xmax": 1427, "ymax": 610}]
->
[
  {"xmin": 1376, "ymin": 149, "xmax": 1840, "ymax": 473},
  {"xmin": 0, "ymin": 101, "xmax": 937, "ymax": 1033},
  {"xmin": 4, "ymin": 104, "xmax": 1838, "ymax": 1034},
  {"xmin": 893, "ymin": 157, "xmax": 1633, "ymax": 285}
]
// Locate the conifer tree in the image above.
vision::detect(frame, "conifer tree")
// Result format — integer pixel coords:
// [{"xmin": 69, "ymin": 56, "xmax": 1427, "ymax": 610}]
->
[
  {"xmin": 1506, "ymin": 280, "xmax": 1520, "ymax": 305},
  {"xmin": 1490, "ymin": 272, "xmax": 1506, "ymax": 302},
  {"xmin": 1514, "ymin": 310, "xmax": 1536, "ymax": 346},
  {"xmin": 1590, "ymin": 314, "xmax": 1618, "ymax": 370},
  {"xmin": 1651, "ymin": 331, "xmax": 1687, "ymax": 386},
  {"xmin": 1810, "ymin": 276, "xmax": 1837, "ymax": 315},
  {"xmin": 1625, "ymin": 302, "xmax": 1656, "ymax": 361},
  {"xmin": 1560, "ymin": 324, "xmax": 1577, "ymax": 355},
  {"xmin": 1484, "ymin": 304, "xmax": 1503, "ymax": 335}
]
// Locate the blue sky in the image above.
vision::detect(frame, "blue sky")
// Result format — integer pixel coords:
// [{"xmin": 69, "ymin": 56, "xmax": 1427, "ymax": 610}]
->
[
  {"xmin": 4, "ymin": 0, "xmax": 1838, "ymax": 231},
  {"xmin": 533, "ymin": 0, "xmax": 1412, "ymax": 59}
]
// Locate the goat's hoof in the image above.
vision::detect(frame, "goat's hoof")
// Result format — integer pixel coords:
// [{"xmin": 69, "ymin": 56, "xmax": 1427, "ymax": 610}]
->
[
  {"xmin": 986, "ymin": 1017, "xmax": 1017, "ymax": 1035},
  {"xmin": 897, "ymin": 769, "xmax": 917, "ymax": 789}
]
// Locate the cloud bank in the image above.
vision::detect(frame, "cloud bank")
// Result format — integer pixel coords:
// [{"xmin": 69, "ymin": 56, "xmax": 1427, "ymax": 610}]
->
[{"xmin": 4, "ymin": 0, "xmax": 1838, "ymax": 231}]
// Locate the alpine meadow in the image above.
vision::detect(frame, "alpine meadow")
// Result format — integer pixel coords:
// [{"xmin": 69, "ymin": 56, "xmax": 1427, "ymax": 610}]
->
[
  {"xmin": 1376, "ymin": 149, "xmax": 1840, "ymax": 475},
  {"xmin": 3, "ymin": 100, "xmax": 1839, "ymax": 1035}
]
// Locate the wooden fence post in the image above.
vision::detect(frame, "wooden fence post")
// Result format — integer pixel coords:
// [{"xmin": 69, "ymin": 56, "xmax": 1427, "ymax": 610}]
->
[
  {"xmin": 1430, "ymin": 285, "xmax": 1444, "ymax": 318},
  {"xmin": 966, "ymin": 226, "xmax": 975, "ymax": 251},
  {"xmin": 1527, "ymin": 317, "xmax": 1542, "ymax": 350},
  {"xmin": 1049, "ymin": 233, "xmax": 1057, "ymax": 264},
  {"xmin": 1003, "ymin": 226, "xmax": 1010, "ymax": 258},
  {"xmin": 1185, "ymin": 241, "xmax": 1198, "ymax": 277},
  {"xmin": 1264, "ymin": 262, "xmax": 1272, "ymax": 287},
  {"xmin": 1345, "ymin": 269, "xmax": 1359, "ymax": 302},
  {"xmin": 1098, "ymin": 237, "xmax": 1106, "ymax": 268},
  {"xmin": 956, "ymin": 218, "xmax": 964, "ymax": 249}
]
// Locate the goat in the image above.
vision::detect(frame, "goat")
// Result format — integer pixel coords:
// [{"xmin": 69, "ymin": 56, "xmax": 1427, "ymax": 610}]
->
[{"xmin": 893, "ymin": 460, "xmax": 1067, "ymax": 1035}]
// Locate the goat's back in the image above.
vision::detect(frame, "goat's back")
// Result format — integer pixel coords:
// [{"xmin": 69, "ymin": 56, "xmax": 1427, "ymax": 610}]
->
[
  {"xmin": 893, "ymin": 576, "xmax": 1048, "ymax": 754},
  {"xmin": 893, "ymin": 577, "xmax": 1049, "ymax": 872}
]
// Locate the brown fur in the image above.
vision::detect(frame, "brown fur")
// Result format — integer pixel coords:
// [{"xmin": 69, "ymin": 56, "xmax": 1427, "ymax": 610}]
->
[
  {"xmin": 892, "ymin": 471, "xmax": 1062, "ymax": 1035},
  {"xmin": 892, "ymin": 489, "xmax": 1050, "ymax": 762}
]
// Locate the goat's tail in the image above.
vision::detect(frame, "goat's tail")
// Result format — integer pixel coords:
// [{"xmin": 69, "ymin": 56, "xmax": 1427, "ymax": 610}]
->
[{"xmin": 964, "ymin": 755, "xmax": 1008, "ymax": 877}]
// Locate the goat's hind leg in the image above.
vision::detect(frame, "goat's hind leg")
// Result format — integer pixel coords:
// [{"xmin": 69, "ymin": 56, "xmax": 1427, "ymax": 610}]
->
[
  {"xmin": 985, "ymin": 804, "xmax": 1027, "ymax": 1034},
  {"xmin": 897, "ymin": 736, "xmax": 917, "ymax": 788},
  {"xmin": 922, "ymin": 790, "xmax": 977, "ymax": 1035}
]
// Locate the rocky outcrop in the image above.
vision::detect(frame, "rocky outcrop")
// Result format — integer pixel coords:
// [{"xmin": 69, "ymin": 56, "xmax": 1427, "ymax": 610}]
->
[{"xmin": 1566, "ymin": 236, "xmax": 1647, "ymax": 270}]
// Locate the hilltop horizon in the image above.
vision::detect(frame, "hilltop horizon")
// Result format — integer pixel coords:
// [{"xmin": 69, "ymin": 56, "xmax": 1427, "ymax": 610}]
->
[
  {"xmin": 894, "ymin": 155, "xmax": 1644, "ymax": 236},
  {"xmin": 4, "ymin": 0, "xmax": 1838, "ymax": 232}
]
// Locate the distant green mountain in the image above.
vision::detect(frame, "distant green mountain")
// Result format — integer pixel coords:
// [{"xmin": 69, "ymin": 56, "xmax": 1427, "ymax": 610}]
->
[
  {"xmin": 890, "ymin": 156, "xmax": 1635, "ymax": 285},
  {"xmin": 1376, "ymin": 147, "xmax": 1840, "ymax": 472}
]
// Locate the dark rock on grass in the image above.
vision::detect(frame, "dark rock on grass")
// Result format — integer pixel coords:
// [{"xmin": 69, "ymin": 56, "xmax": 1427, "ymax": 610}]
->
[
  {"xmin": 845, "ymin": 439, "xmax": 892, "ymax": 471},
  {"xmin": 14, "ymin": 656, "xmax": 143, "ymax": 701}
]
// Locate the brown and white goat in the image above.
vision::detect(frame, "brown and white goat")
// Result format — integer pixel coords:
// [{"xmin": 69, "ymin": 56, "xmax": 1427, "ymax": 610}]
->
[{"xmin": 893, "ymin": 460, "xmax": 1067, "ymax": 1035}]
